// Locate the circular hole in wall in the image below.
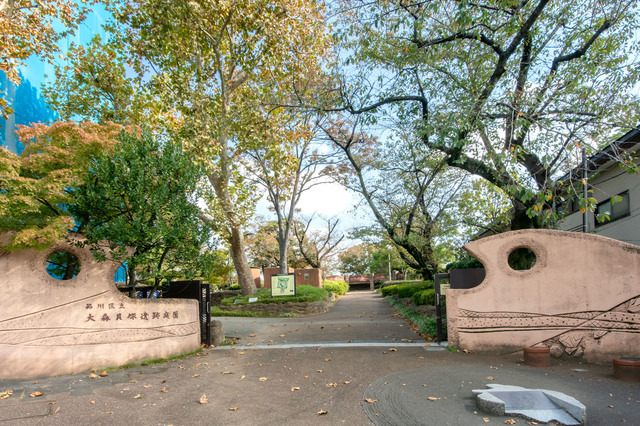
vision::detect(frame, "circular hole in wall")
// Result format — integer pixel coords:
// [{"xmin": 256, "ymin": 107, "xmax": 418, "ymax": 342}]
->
[
  {"xmin": 507, "ymin": 247, "xmax": 537, "ymax": 271},
  {"xmin": 46, "ymin": 251, "xmax": 81, "ymax": 280}
]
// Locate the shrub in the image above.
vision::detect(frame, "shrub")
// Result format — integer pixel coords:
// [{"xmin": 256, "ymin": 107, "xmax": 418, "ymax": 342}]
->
[
  {"xmin": 220, "ymin": 285, "xmax": 329, "ymax": 306},
  {"xmin": 323, "ymin": 280, "xmax": 348, "ymax": 296},
  {"xmin": 380, "ymin": 281, "xmax": 433, "ymax": 298},
  {"xmin": 413, "ymin": 288, "xmax": 436, "ymax": 306},
  {"xmin": 446, "ymin": 257, "xmax": 483, "ymax": 270}
]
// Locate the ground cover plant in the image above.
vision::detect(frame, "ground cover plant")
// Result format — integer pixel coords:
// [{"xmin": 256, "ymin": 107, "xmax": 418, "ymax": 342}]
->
[
  {"xmin": 220, "ymin": 285, "xmax": 329, "ymax": 306},
  {"xmin": 380, "ymin": 281, "xmax": 433, "ymax": 298},
  {"xmin": 385, "ymin": 296, "xmax": 438, "ymax": 340}
]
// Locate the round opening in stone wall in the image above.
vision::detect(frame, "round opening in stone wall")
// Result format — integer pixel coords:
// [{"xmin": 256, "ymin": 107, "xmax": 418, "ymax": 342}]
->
[
  {"xmin": 46, "ymin": 251, "xmax": 81, "ymax": 280},
  {"xmin": 508, "ymin": 247, "xmax": 537, "ymax": 271}
]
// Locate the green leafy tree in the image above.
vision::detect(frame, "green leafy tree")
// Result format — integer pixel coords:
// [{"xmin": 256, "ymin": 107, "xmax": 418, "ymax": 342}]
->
[
  {"xmin": 70, "ymin": 129, "xmax": 212, "ymax": 289},
  {"xmin": 333, "ymin": 0, "xmax": 640, "ymax": 230},
  {"xmin": 245, "ymin": 219, "xmax": 309, "ymax": 270},
  {"xmin": 110, "ymin": 0, "xmax": 332, "ymax": 295}
]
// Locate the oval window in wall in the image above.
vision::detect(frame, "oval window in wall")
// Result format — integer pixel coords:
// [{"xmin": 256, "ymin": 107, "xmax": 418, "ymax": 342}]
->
[
  {"xmin": 507, "ymin": 247, "xmax": 537, "ymax": 271},
  {"xmin": 46, "ymin": 251, "xmax": 81, "ymax": 280}
]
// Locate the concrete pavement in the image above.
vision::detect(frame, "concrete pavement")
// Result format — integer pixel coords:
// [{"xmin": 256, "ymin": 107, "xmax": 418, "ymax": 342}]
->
[{"xmin": 0, "ymin": 291, "xmax": 638, "ymax": 425}]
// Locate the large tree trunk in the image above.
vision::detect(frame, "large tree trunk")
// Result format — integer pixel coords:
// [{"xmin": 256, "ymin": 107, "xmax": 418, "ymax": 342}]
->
[{"xmin": 230, "ymin": 225, "xmax": 256, "ymax": 295}]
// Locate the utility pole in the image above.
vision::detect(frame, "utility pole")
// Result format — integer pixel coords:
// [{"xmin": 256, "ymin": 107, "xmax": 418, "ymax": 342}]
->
[
  {"xmin": 582, "ymin": 147, "xmax": 589, "ymax": 233},
  {"xmin": 388, "ymin": 253, "xmax": 392, "ymax": 281}
]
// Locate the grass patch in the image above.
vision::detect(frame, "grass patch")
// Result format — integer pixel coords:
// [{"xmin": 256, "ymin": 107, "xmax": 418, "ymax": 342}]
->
[
  {"xmin": 220, "ymin": 285, "xmax": 329, "ymax": 306},
  {"xmin": 386, "ymin": 296, "xmax": 438, "ymax": 340},
  {"xmin": 96, "ymin": 349, "xmax": 203, "ymax": 372},
  {"xmin": 211, "ymin": 306, "xmax": 300, "ymax": 318}
]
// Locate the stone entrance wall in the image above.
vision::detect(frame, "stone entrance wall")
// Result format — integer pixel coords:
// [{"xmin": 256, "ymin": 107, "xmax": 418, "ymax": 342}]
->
[
  {"xmin": 446, "ymin": 230, "xmax": 640, "ymax": 364},
  {"xmin": 0, "ymin": 233, "xmax": 200, "ymax": 379}
]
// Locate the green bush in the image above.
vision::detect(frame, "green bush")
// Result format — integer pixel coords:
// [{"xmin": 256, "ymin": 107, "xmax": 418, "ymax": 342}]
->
[
  {"xmin": 446, "ymin": 257, "xmax": 483, "ymax": 270},
  {"xmin": 380, "ymin": 281, "xmax": 433, "ymax": 298},
  {"xmin": 323, "ymin": 280, "xmax": 348, "ymax": 296},
  {"xmin": 413, "ymin": 288, "xmax": 436, "ymax": 305},
  {"xmin": 220, "ymin": 285, "xmax": 329, "ymax": 306}
]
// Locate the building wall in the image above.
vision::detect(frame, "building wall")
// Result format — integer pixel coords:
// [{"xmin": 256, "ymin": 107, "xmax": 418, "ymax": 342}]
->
[
  {"xmin": 558, "ymin": 163, "xmax": 640, "ymax": 246},
  {"xmin": 263, "ymin": 267, "xmax": 323, "ymax": 288}
]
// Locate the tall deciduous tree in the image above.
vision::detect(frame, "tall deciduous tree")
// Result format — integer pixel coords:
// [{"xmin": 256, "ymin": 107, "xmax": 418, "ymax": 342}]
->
[
  {"xmin": 322, "ymin": 117, "xmax": 469, "ymax": 280},
  {"xmin": 333, "ymin": 0, "xmax": 640, "ymax": 230},
  {"xmin": 0, "ymin": 0, "xmax": 94, "ymax": 120},
  {"xmin": 111, "ymin": 0, "xmax": 332, "ymax": 295},
  {"xmin": 293, "ymin": 214, "xmax": 345, "ymax": 273},
  {"xmin": 245, "ymin": 116, "xmax": 337, "ymax": 273}
]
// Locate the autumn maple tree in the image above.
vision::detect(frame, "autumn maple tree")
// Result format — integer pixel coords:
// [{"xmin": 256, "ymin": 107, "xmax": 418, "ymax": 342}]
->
[{"xmin": 0, "ymin": 121, "xmax": 127, "ymax": 251}]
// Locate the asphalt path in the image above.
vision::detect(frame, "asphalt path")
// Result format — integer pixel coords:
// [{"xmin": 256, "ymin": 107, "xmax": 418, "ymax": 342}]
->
[{"xmin": 0, "ymin": 291, "xmax": 637, "ymax": 425}]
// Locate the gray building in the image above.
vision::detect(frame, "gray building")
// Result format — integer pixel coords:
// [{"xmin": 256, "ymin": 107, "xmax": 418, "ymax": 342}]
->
[{"xmin": 558, "ymin": 128, "xmax": 640, "ymax": 246}]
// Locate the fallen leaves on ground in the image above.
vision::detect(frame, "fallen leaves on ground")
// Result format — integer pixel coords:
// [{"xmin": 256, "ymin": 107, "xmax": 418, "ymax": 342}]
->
[
  {"xmin": 249, "ymin": 334, "xmax": 256, "ymax": 337},
  {"xmin": 32, "ymin": 381, "xmax": 39, "ymax": 384},
  {"xmin": 483, "ymin": 418, "xmax": 489, "ymax": 423},
  {"xmin": 487, "ymin": 376, "xmax": 495, "ymax": 381},
  {"xmin": 324, "ymin": 358, "xmax": 331, "ymax": 362},
  {"xmin": 326, "ymin": 382, "xmax": 338, "ymax": 387},
  {"xmin": 388, "ymin": 348, "xmax": 397, "ymax": 352},
  {"xmin": 29, "ymin": 391, "xmax": 43, "ymax": 398},
  {"xmin": 317, "ymin": 410, "xmax": 328, "ymax": 415},
  {"xmin": 505, "ymin": 420, "xmax": 516, "ymax": 424},
  {"xmin": 90, "ymin": 400, "xmax": 95, "ymax": 404},
  {"xmin": 89, "ymin": 373, "xmax": 99, "ymax": 379},
  {"xmin": 291, "ymin": 387, "xmax": 300, "ymax": 391},
  {"xmin": 133, "ymin": 394, "xmax": 143, "ymax": 399},
  {"xmin": 200, "ymin": 394, "xmax": 208, "ymax": 404},
  {"xmin": 192, "ymin": 374, "xmax": 201, "ymax": 378},
  {"xmin": 364, "ymin": 398, "xmax": 377, "ymax": 403},
  {"xmin": 0, "ymin": 390, "xmax": 13, "ymax": 400},
  {"xmin": 99, "ymin": 371, "xmax": 108, "ymax": 377},
  {"xmin": 161, "ymin": 387, "xmax": 168, "ymax": 393},
  {"xmin": 229, "ymin": 406, "xmax": 239, "ymax": 411},
  {"xmin": 259, "ymin": 377, "xmax": 268, "ymax": 382},
  {"xmin": 221, "ymin": 371, "xmax": 233, "ymax": 375},
  {"xmin": 427, "ymin": 397, "xmax": 440, "ymax": 401}
]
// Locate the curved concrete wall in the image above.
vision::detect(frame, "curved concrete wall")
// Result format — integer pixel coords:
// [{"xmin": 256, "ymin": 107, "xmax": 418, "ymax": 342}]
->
[
  {"xmin": 447, "ymin": 230, "xmax": 640, "ymax": 364},
  {"xmin": 0, "ymin": 234, "xmax": 200, "ymax": 379}
]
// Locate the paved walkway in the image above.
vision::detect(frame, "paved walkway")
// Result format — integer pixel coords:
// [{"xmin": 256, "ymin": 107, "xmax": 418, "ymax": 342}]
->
[{"xmin": 0, "ymin": 291, "xmax": 638, "ymax": 425}]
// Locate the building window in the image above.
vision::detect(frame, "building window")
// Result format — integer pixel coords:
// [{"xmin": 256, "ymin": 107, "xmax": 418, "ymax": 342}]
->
[{"xmin": 596, "ymin": 191, "xmax": 630, "ymax": 226}]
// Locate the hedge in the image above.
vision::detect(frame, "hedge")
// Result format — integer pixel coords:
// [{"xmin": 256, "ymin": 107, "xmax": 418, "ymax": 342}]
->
[
  {"xmin": 380, "ymin": 281, "xmax": 433, "ymax": 298},
  {"xmin": 323, "ymin": 280, "xmax": 349, "ymax": 296}
]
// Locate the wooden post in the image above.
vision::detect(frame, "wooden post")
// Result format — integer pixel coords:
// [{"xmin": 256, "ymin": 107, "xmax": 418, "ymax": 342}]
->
[{"xmin": 369, "ymin": 274, "xmax": 374, "ymax": 291}]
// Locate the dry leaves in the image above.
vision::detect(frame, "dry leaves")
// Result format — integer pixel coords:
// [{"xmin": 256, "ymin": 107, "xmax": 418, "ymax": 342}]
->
[
  {"xmin": 229, "ymin": 406, "xmax": 239, "ymax": 411},
  {"xmin": 221, "ymin": 371, "xmax": 234, "ymax": 375},
  {"xmin": 427, "ymin": 397, "xmax": 440, "ymax": 401},
  {"xmin": 133, "ymin": 394, "xmax": 143, "ymax": 399},
  {"xmin": 483, "ymin": 418, "xmax": 490, "ymax": 423},
  {"xmin": 90, "ymin": 400, "xmax": 95, "ymax": 404},
  {"xmin": 317, "ymin": 410, "xmax": 328, "ymax": 415},
  {"xmin": 364, "ymin": 398, "xmax": 377, "ymax": 403},
  {"xmin": 249, "ymin": 334, "xmax": 256, "ymax": 337},
  {"xmin": 259, "ymin": 377, "xmax": 268, "ymax": 382},
  {"xmin": 99, "ymin": 371, "xmax": 108, "ymax": 377},
  {"xmin": 326, "ymin": 382, "xmax": 338, "ymax": 387},
  {"xmin": 291, "ymin": 387, "xmax": 300, "ymax": 392},
  {"xmin": 199, "ymin": 394, "xmax": 208, "ymax": 404},
  {"xmin": 388, "ymin": 348, "xmax": 398, "ymax": 352},
  {"xmin": 161, "ymin": 387, "xmax": 168, "ymax": 393},
  {"xmin": 0, "ymin": 390, "xmax": 13, "ymax": 400},
  {"xmin": 323, "ymin": 358, "xmax": 331, "ymax": 362},
  {"xmin": 487, "ymin": 376, "xmax": 495, "ymax": 381},
  {"xmin": 505, "ymin": 420, "xmax": 516, "ymax": 424},
  {"xmin": 89, "ymin": 373, "xmax": 99, "ymax": 379},
  {"xmin": 29, "ymin": 391, "xmax": 43, "ymax": 398}
]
